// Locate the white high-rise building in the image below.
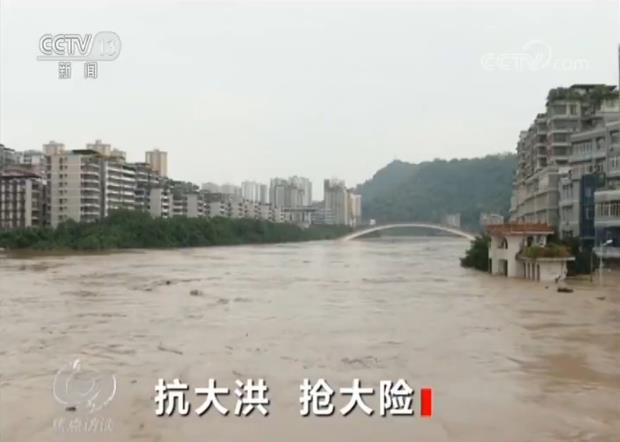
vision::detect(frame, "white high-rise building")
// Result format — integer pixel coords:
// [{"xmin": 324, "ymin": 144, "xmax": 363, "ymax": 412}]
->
[
  {"xmin": 270, "ymin": 176, "xmax": 311, "ymax": 208},
  {"xmin": 270, "ymin": 178, "xmax": 288, "ymax": 208},
  {"xmin": 324, "ymin": 178, "xmax": 349, "ymax": 225},
  {"xmin": 48, "ymin": 148, "xmax": 142, "ymax": 226},
  {"xmin": 323, "ymin": 178, "xmax": 362, "ymax": 226},
  {"xmin": 100, "ymin": 160, "xmax": 136, "ymax": 217},
  {"xmin": 241, "ymin": 181, "xmax": 262, "ymax": 202},
  {"xmin": 289, "ymin": 176, "xmax": 312, "ymax": 206},
  {"xmin": 48, "ymin": 149, "xmax": 103, "ymax": 227},
  {"xmin": 349, "ymin": 192, "xmax": 362, "ymax": 227}
]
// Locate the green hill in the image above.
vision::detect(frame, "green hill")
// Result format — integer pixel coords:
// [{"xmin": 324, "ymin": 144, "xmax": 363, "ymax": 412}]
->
[{"xmin": 356, "ymin": 154, "xmax": 516, "ymax": 231}]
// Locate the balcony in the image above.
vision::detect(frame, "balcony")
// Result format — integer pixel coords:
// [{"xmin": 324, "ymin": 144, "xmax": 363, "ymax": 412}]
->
[
  {"xmin": 559, "ymin": 198, "xmax": 576, "ymax": 208},
  {"xmin": 569, "ymin": 150, "xmax": 606, "ymax": 163},
  {"xmin": 595, "ymin": 189, "xmax": 620, "ymax": 228},
  {"xmin": 595, "ymin": 188, "xmax": 620, "ymax": 202},
  {"xmin": 548, "ymin": 113, "xmax": 579, "ymax": 122}
]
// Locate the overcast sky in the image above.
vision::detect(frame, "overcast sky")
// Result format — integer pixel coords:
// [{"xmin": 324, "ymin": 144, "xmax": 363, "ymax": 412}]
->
[{"xmin": 1, "ymin": 0, "xmax": 619, "ymax": 198}]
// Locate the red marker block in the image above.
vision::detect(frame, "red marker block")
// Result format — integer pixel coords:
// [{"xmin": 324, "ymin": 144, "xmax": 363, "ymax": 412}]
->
[{"xmin": 420, "ymin": 387, "xmax": 432, "ymax": 417}]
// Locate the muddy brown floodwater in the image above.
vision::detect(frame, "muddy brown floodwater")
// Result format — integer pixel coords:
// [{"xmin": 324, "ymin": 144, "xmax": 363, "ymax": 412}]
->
[{"xmin": 0, "ymin": 236, "xmax": 619, "ymax": 442}]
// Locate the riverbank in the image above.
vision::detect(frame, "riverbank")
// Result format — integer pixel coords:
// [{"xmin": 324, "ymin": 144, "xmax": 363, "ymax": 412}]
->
[{"xmin": 0, "ymin": 210, "xmax": 351, "ymax": 251}]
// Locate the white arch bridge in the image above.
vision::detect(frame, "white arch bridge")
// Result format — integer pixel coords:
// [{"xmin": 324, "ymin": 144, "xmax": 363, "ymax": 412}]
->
[{"xmin": 342, "ymin": 223, "xmax": 476, "ymax": 241}]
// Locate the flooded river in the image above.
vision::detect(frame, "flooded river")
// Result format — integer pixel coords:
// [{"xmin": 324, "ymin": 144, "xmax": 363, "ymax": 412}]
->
[{"xmin": 1, "ymin": 237, "xmax": 619, "ymax": 441}]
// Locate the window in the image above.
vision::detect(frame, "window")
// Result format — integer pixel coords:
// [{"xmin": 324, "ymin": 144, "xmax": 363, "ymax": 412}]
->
[{"xmin": 552, "ymin": 104, "xmax": 566, "ymax": 115}]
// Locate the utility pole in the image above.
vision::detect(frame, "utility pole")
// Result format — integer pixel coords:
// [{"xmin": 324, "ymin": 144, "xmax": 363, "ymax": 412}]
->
[{"xmin": 599, "ymin": 239, "xmax": 613, "ymax": 285}]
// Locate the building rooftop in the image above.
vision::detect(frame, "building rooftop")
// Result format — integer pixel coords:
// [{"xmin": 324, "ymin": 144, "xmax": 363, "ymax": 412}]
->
[
  {"xmin": 0, "ymin": 166, "xmax": 42, "ymax": 179},
  {"xmin": 70, "ymin": 149, "xmax": 101, "ymax": 155},
  {"xmin": 486, "ymin": 223, "xmax": 554, "ymax": 236}
]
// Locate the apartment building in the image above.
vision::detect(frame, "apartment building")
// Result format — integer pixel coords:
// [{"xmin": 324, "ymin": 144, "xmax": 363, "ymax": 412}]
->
[
  {"xmin": 15, "ymin": 149, "xmax": 46, "ymax": 172},
  {"xmin": 171, "ymin": 193, "xmax": 202, "ymax": 218},
  {"xmin": 0, "ymin": 167, "xmax": 47, "ymax": 230},
  {"xmin": 270, "ymin": 177, "xmax": 310, "ymax": 209},
  {"xmin": 241, "ymin": 181, "xmax": 259, "ymax": 202},
  {"xmin": 240, "ymin": 181, "xmax": 270, "ymax": 204},
  {"xmin": 324, "ymin": 179, "xmax": 350, "ymax": 226},
  {"xmin": 558, "ymin": 124, "xmax": 609, "ymax": 239},
  {"xmin": 269, "ymin": 178, "xmax": 287, "ymax": 208},
  {"xmin": 132, "ymin": 162, "xmax": 162, "ymax": 211},
  {"xmin": 205, "ymin": 200, "xmax": 228, "ymax": 218},
  {"xmin": 145, "ymin": 149, "xmax": 168, "ymax": 178},
  {"xmin": 101, "ymin": 160, "xmax": 136, "ymax": 217},
  {"xmin": 289, "ymin": 176, "xmax": 312, "ymax": 206},
  {"xmin": 349, "ymin": 192, "xmax": 362, "ymax": 227},
  {"xmin": 514, "ymin": 167, "xmax": 561, "ymax": 226},
  {"xmin": 282, "ymin": 207, "xmax": 314, "ymax": 226},
  {"xmin": 258, "ymin": 184, "xmax": 269, "ymax": 204},
  {"xmin": 87, "ymin": 139, "xmax": 126, "ymax": 161},
  {"xmin": 202, "ymin": 192, "xmax": 285, "ymax": 223},
  {"xmin": 0, "ymin": 144, "xmax": 17, "ymax": 171},
  {"xmin": 229, "ymin": 198, "xmax": 245, "ymax": 219},
  {"xmin": 149, "ymin": 187, "xmax": 172, "ymax": 218},
  {"xmin": 48, "ymin": 149, "xmax": 102, "ymax": 227},
  {"xmin": 594, "ymin": 120, "xmax": 620, "ymax": 258},
  {"xmin": 310, "ymin": 202, "xmax": 334, "ymax": 225},
  {"xmin": 186, "ymin": 194, "xmax": 202, "ymax": 218},
  {"xmin": 42, "ymin": 141, "xmax": 65, "ymax": 156},
  {"xmin": 510, "ymin": 84, "xmax": 618, "ymax": 229},
  {"xmin": 204, "ymin": 192, "xmax": 235, "ymax": 219}
]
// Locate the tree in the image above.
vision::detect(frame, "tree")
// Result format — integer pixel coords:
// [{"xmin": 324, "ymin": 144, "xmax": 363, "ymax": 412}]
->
[{"xmin": 460, "ymin": 235, "xmax": 490, "ymax": 271}]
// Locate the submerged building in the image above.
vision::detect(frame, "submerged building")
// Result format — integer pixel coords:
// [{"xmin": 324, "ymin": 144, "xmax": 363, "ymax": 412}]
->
[{"xmin": 486, "ymin": 223, "xmax": 573, "ymax": 283}]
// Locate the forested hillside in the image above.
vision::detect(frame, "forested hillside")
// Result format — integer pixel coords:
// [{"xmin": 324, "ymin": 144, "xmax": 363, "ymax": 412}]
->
[{"xmin": 357, "ymin": 154, "xmax": 516, "ymax": 231}]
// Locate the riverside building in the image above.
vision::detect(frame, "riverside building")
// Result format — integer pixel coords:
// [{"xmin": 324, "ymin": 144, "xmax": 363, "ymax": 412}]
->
[
  {"xmin": 323, "ymin": 178, "xmax": 362, "ymax": 226},
  {"xmin": 0, "ymin": 144, "xmax": 17, "ymax": 171},
  {"xmin": 48, "ymin": 149, "xmax": 103, "ymax": 227},
  {"xmin": 0, "ymin": 167, "xmax": 47, "ymax": 230},
  {"xmin": 510, "ymin": 84, "xmax": 619, "ymax": 230}
]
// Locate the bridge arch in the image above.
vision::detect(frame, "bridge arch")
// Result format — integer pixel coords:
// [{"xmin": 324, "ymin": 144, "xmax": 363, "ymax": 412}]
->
[{"xmin": 342, "ymin": 223, "xmax": 475, "ymax": 241}]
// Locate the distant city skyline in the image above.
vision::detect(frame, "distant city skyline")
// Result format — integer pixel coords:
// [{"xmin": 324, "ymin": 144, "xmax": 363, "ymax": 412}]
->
[{"xmin": 0, "ymin": 0, "xmax": 619, "ymax": 200}]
